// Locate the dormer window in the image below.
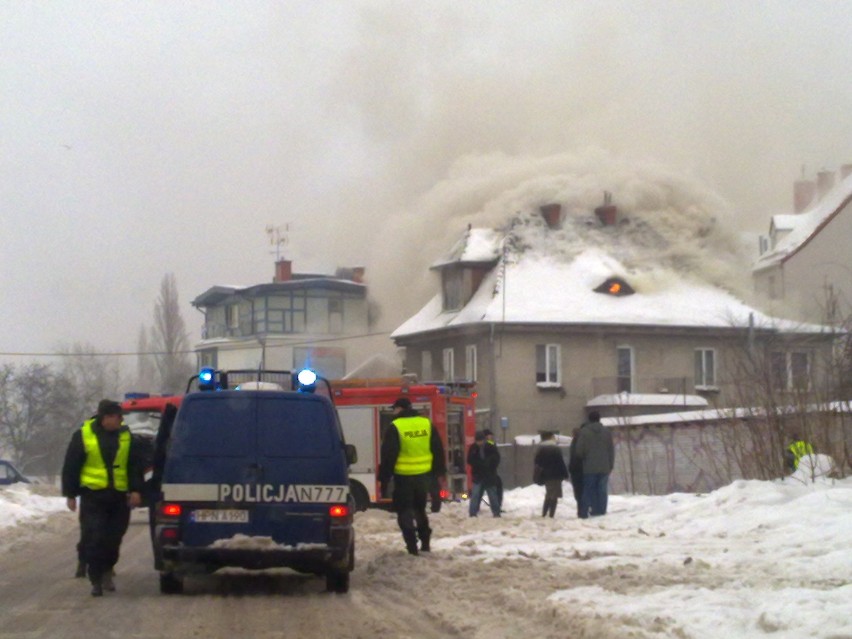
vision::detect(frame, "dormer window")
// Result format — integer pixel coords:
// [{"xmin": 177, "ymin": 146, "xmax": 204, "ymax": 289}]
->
[{"xmin": 594, "ymin": 277, "xmax": 635, "ymax": 297}]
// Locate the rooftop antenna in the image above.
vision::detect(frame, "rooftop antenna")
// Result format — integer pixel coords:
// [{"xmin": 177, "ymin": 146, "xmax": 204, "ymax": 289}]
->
[{"xmin": 266, "ymin": 224, "xmax": 290, "ymax": 261}]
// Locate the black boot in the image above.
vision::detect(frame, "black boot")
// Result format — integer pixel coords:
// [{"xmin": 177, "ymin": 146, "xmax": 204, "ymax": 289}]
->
[
  {"xmin": 417, "ymin": 527, "xmax": 432, "ymax": 553},
  {"xmin": 75, "ymin": 561, "xmax": 86, "ymax": 578},
  {"xmin": 542, "ymin": 500, "xmax": 550, "ymax": 517},
  {"xmin": 90, "ymin": 576, "xmax": 103, "ymax": 597},
  {"xmin": 402, "ymin": 530, "xmax": 419, "ymax": 555},
  {"xmin": 548, "ymin": 501, "xmax": 557, "ymax": 518}
]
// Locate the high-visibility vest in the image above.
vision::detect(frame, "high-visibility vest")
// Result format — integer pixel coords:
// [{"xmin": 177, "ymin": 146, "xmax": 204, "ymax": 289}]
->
[
  {"xmin": 392, "ymin": 416, "xmax": 433, "ymax": 476},
  {"xmin": 787, "ymin": 440, "xmax": 814, "ymax": 470},
  {"xmin": 80, "ymin": 419, "xmax": 130, "ymax": 491}
]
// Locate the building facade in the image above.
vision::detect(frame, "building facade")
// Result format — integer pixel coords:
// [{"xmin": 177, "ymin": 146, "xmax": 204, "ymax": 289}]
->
[{"xmin": 192, "ymin": 260, "xmax": 389, "ymax": 379}]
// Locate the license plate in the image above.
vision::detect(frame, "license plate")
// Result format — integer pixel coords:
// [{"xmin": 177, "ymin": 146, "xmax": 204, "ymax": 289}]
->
[{"xmin": 191, "ymin": 509, "xmax": 249, "ymax": 523}]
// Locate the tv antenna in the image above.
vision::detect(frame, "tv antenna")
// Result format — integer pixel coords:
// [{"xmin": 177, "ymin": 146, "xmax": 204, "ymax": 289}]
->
[{"xmin": 266, "ymin": 224, "xmax": 290, "ymax": 261}]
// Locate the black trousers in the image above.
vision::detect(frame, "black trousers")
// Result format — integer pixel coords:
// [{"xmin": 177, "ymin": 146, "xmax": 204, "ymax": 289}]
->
[
  {"xmin": 392, "ymin": 474, "xmax": 431, "ymax": 537},
  {"xmin": 79, "ymin": 490, "xmax": 131, "ymax": 582}
]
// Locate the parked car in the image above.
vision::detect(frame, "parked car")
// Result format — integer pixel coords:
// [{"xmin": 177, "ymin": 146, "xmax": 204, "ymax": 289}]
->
[{"xmin": 0, "ymin": 460, "xmax": 31, "ymax": 486}]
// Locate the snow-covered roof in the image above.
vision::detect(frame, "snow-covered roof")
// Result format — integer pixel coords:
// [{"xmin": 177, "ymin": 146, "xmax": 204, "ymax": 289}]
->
[
  {"xmin": 769, "ymin": 214, "xmax": 798, "ymax": 232},
  {"xmin": 393, "ymin": 247, "xmax": 824, "ymax": 338},
  {"xmin": 430, "ymin": 228, "xmax": 502, "ymax": 268},
  {"xmin": 755, "ymin": 172, "xmax": 852, "ymax": 271},
  {"xmin": 586, "ymin": 392, "xmax": 709, "ymax": 408}
]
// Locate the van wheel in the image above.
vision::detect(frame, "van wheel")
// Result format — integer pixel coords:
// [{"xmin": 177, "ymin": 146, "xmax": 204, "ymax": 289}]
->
[
  {"xmin": 349, "ymin": 481, "xmax": 369, "ymax": 512},
  {"xmin": 325, "ymin": 569, "xmax": 349, "ymax": 594},
  {"xmin": 159, "ymin": 572, "xmax": 184, "ymax": 594}
]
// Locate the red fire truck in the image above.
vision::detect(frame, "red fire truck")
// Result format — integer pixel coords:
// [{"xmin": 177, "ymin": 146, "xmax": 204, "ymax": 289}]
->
[{"xmin": 331, "ymin": 379, "xmax": 477, "ymax": 511}]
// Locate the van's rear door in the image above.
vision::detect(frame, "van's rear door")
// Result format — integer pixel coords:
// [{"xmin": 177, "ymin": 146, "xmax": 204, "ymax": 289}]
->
[
  {"xmin": 164, "ymin": 393, "xmax": 258, "ymax": 547},
  {"xmin": 253, "ymin": 394, "xmax": 348, "ymax": 546}
]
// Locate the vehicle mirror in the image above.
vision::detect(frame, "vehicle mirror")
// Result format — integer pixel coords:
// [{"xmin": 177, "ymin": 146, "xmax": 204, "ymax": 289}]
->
[{"xmin": 345, "ymin": 444, "xmax": 358, "ymax": 466}]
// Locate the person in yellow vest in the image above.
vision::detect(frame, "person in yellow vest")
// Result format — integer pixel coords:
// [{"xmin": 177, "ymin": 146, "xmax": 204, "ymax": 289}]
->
[
  {"xmin": 61, "ymin": 399, "xmax": 144, "ymax": 597},
  {"xmin": 784, "ymin": 433, "xmax": 815, "ymax": 472},
  {"xmin": 379, "ymin": 397, "xmax": 447, "ymax": 555}
]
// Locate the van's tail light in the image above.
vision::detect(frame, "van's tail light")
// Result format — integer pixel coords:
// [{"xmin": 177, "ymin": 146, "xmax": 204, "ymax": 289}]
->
[
  {"xmin": 161, "ymin": 503, "xmax": 182, "ymax": 517},
  {"xmin": 329, "ymin": 505, "xmax": 349, "ymax": 518},
  {"xmin": 439, "ymin": 489, "xmax": 450, "ymax": 500}
]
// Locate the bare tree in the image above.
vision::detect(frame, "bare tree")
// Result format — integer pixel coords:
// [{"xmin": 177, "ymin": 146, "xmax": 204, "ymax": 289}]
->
[
  {"xmin": 150, "ymin": 273, "xmax": 194, "ymax": 393},
  {"xmin": 135, "ymin": 324, "xmax": 158, "ymax": 392},
  {"xmin": 0, "ymin": 362, "xmax": 72, "ymax": 477}
]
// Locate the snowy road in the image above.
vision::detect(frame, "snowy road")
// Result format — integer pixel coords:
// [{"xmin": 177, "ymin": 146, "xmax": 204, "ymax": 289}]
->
[{"xmin": 1, "ymin": 479, "xmax": 850, "ymax": 639}]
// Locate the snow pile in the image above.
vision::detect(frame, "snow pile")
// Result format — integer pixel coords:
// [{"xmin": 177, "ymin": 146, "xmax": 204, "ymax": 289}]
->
[
  {"xmin": 0, "ymin": 484, "xmax": 65, "ymax": 530},
  {"xmin": 358, "ymin": 474, "xmax": 852, "ymax": 639}
]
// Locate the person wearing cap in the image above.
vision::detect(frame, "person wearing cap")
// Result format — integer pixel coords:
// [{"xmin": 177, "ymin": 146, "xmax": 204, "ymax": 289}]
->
[
  {"xmin": 482, "ymin": 429, "xmax": 504, "ymax": 512},
  {"xmin": 467, "ymin": 431, "xmax": 502, "ymax": 517},
  {"xmin": 61, "ymin": 399, "xmax": 144, "ymax": 596},
  {"xmin": 378, "ymin": 397, "xmax": 447, "ymax": 555}
]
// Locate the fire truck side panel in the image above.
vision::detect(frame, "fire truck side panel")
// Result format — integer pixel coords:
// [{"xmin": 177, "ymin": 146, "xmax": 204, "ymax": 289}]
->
[{"xmin": 336, "ymin": 406, "xmax": 379, "ymax": 503}]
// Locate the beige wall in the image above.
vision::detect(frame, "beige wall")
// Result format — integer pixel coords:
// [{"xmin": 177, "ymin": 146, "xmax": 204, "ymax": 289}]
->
[
  {"xmin": 754, "ymin": 200, "xmax": 852, "ymax": 324},
  {"xmin": 402, "ymin": 326, "xmax": 833, "ymax": 440}
]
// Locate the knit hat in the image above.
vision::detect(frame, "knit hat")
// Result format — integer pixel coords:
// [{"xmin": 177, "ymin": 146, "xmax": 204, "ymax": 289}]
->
[
  {"xmin": 391, "ymin": 397, "xmax": 412, "ymax": 410},
  {"xmin": 97, "ymin": 399, "xmax": 123, "ymax": 417}
]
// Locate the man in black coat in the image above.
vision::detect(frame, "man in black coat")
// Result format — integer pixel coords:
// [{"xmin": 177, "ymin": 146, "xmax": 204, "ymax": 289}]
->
[
  {"xmin": 62, "ymin": 400, "xmax": 145, "ymax": 596},
  {"xmin": 467, "ymin": 431, "xmax": 501, "ymax": 517},
  {"xmin": 568, "ymin": 427, "xmax": 584, "ymax": 518},
  {"xmin": 534, "ymin": 431, "xmax": 569, "ymax": 518}
]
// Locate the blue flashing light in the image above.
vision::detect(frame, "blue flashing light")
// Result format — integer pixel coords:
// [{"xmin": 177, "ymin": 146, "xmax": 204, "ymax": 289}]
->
[
  {"xmin": 198, "ymin": 367, "xmax": 216, "ymax": 391},
  {"xmin": 297, "ymin": 368, "xmax": 318, "ymax": 388}
]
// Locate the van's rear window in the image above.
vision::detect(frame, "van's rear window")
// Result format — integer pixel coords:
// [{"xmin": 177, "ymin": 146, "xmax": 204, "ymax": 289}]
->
[
  {"xmin": 257, "ymin": 397, "xmax": 335, "ymax": 458},
  {"xmin": 173, "ymin": 396, "xmax": 255, "ymax": 457}
]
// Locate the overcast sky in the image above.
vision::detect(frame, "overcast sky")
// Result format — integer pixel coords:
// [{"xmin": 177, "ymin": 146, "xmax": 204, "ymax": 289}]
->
[{"xmin": 2, "ymin": 1, "xmax": 851, "ymax": 360}]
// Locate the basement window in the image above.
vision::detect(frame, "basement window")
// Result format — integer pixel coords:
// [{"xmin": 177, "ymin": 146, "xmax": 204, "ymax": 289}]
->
[{"xmin": 594, "ymin": 277, "xmax": 635, "ymax": 297}]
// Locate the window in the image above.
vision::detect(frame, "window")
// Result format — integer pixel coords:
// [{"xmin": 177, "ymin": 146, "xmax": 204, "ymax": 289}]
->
[
  {"xmin": 442, "ymin": 270, "xmax": 464, "ymax": 311},
  {"xmin": 442, "ymin": 348, "xmax": 455, "ymax": 382},
  {"xmin": 617, "ymin": 346, "xmax": 633, "ymax": 393},
  {"xmin": 465, "ymin": 344, "xmax": 477, "ymax": 382},
  {"xmin": 771, "ymin": 351, "xmax": 811, "ymax": 391},
  {"xmin": 694, "ymin": 348, "xmax": 716, "ymax": 389},
  {"xmin": 266, "ymin": 293, "xmax": 307, "ymax": 334},
  {"xmin": 422, "ymin": 351, "xmax": 433, "ymax": 381},
  {"xmin": 790, "ymin": 352, "xmax": 810, "ymax": 390},
  {"xmin": 226, "ymin": 304, "xmax": 240, "ymax": 329},
  {"xmin": 328, "ymin": 298, "xmax": 343, "ymax": 334},
  {"xmin": 535, "ymin": 344, "xmax": 561, "ymax": 386}
]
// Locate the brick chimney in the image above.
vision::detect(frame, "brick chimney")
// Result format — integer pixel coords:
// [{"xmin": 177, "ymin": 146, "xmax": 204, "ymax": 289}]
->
[
  {"xmin": 539, "ymin": 203, "xmax": 562, "ymax": 229},
  {"xmin": 816, "ymin": 170, "xmax": 835, "ymax": 201},
  {"xmin": 274, "ymin": 259, "xmax": 292, "ymax": 282},
  {"xmin": 595, "ymin": 191, "xmax": 617, "ymax": 226},
  {"xmin": 793, "ymin": 179, "xmax": 816, "ymax": 213},
  {"xmin": 352, "ymin": 266, "xmax": 365, "ymax": 283}
]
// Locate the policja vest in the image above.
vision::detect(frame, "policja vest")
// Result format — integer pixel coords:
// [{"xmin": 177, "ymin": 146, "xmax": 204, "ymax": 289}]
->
[
  {"xmin": 392, "ymin": 415, "xmax": 433, "ymax": 476},
  {"xmin": 79, "ymin": 419, "xmax": 131, "ymax": 491}
]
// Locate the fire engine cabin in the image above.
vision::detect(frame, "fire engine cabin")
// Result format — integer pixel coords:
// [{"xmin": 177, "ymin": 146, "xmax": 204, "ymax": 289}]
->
[{"xmin": 331, "ymin": 380, "xmax": 477, "ymax": 511}]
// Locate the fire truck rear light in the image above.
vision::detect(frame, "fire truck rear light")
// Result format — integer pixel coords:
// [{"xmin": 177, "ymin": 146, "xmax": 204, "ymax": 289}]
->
[
  {"xmin": 329, "ymin": 505, "xmax": 349, "ymax": 518},
  {"xmin": 439, "ymin": 489, "xmax": 450, "ymax": 500},
  {"xmin": 162, "ymin": 503, "xmax": 182, "ymax": 517}
]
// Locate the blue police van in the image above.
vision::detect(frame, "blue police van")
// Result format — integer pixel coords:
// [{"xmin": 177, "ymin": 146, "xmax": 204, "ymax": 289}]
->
[{"xmin": 153, "ymin": 369, "xmax": 357, "ymax": 594}]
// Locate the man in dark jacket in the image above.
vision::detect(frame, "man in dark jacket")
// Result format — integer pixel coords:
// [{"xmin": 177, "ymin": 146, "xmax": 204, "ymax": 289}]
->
[
  {"xmin": 575, "ymin": 411, "xmax": 615, "ymax": 518},
  {"xmin": 534, "ymin": 431, "xmax": 569, "ymax": 518},
  {"xmin": 379, "ymin": 398, "xmax": 447, "ymax": 555},
  {"xmin": 62, "ymin": 400, "xmax": 144, "ymax": 596},
  {"xmin": 467, "ymin": 431, "xmax": 501, "ymax": 517}
]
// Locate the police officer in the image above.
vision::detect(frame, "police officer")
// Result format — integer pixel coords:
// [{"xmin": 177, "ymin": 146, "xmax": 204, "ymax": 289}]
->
[
  {"xmin": 62, "ymin": 399, "xmax": 144, "ymax": 596},
  {"xmin": 379, "ymin": 397, "xmax": 446, "ymax": 555},
  {"xmin": 785, "ymin": 433, "xmax": 815, "ymax": 472}
]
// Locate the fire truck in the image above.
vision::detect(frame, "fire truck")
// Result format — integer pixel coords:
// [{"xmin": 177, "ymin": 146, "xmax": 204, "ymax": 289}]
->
[{"xmin": 330, "ymin": 379, "xmax": 477, "ymax": 511}]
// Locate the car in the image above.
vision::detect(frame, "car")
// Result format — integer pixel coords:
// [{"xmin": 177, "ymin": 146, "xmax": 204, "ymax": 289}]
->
[
  {"xmin": 0, "ymin": 460, "xmax": 31, "ymax": 486},
  {"xmin": 152, "ymin": 369, "xmax": 357, "ymax": 594}
]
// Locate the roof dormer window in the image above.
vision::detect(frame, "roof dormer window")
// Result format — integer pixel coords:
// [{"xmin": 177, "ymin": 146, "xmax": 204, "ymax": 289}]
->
[{"xmin": 594, "ymin": 277, "xmax": 635, "ymax": 297}]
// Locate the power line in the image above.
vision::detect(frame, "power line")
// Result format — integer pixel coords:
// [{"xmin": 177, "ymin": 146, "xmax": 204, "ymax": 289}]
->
[{"xmin": 0, "ymin": 330, "xmax": 394, "ymax": 358}]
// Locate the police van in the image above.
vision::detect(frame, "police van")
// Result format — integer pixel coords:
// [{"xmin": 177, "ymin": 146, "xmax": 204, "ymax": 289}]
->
[{"xmin": 153, "ymin": 369, "xmax": 357, "ymax": 594}]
